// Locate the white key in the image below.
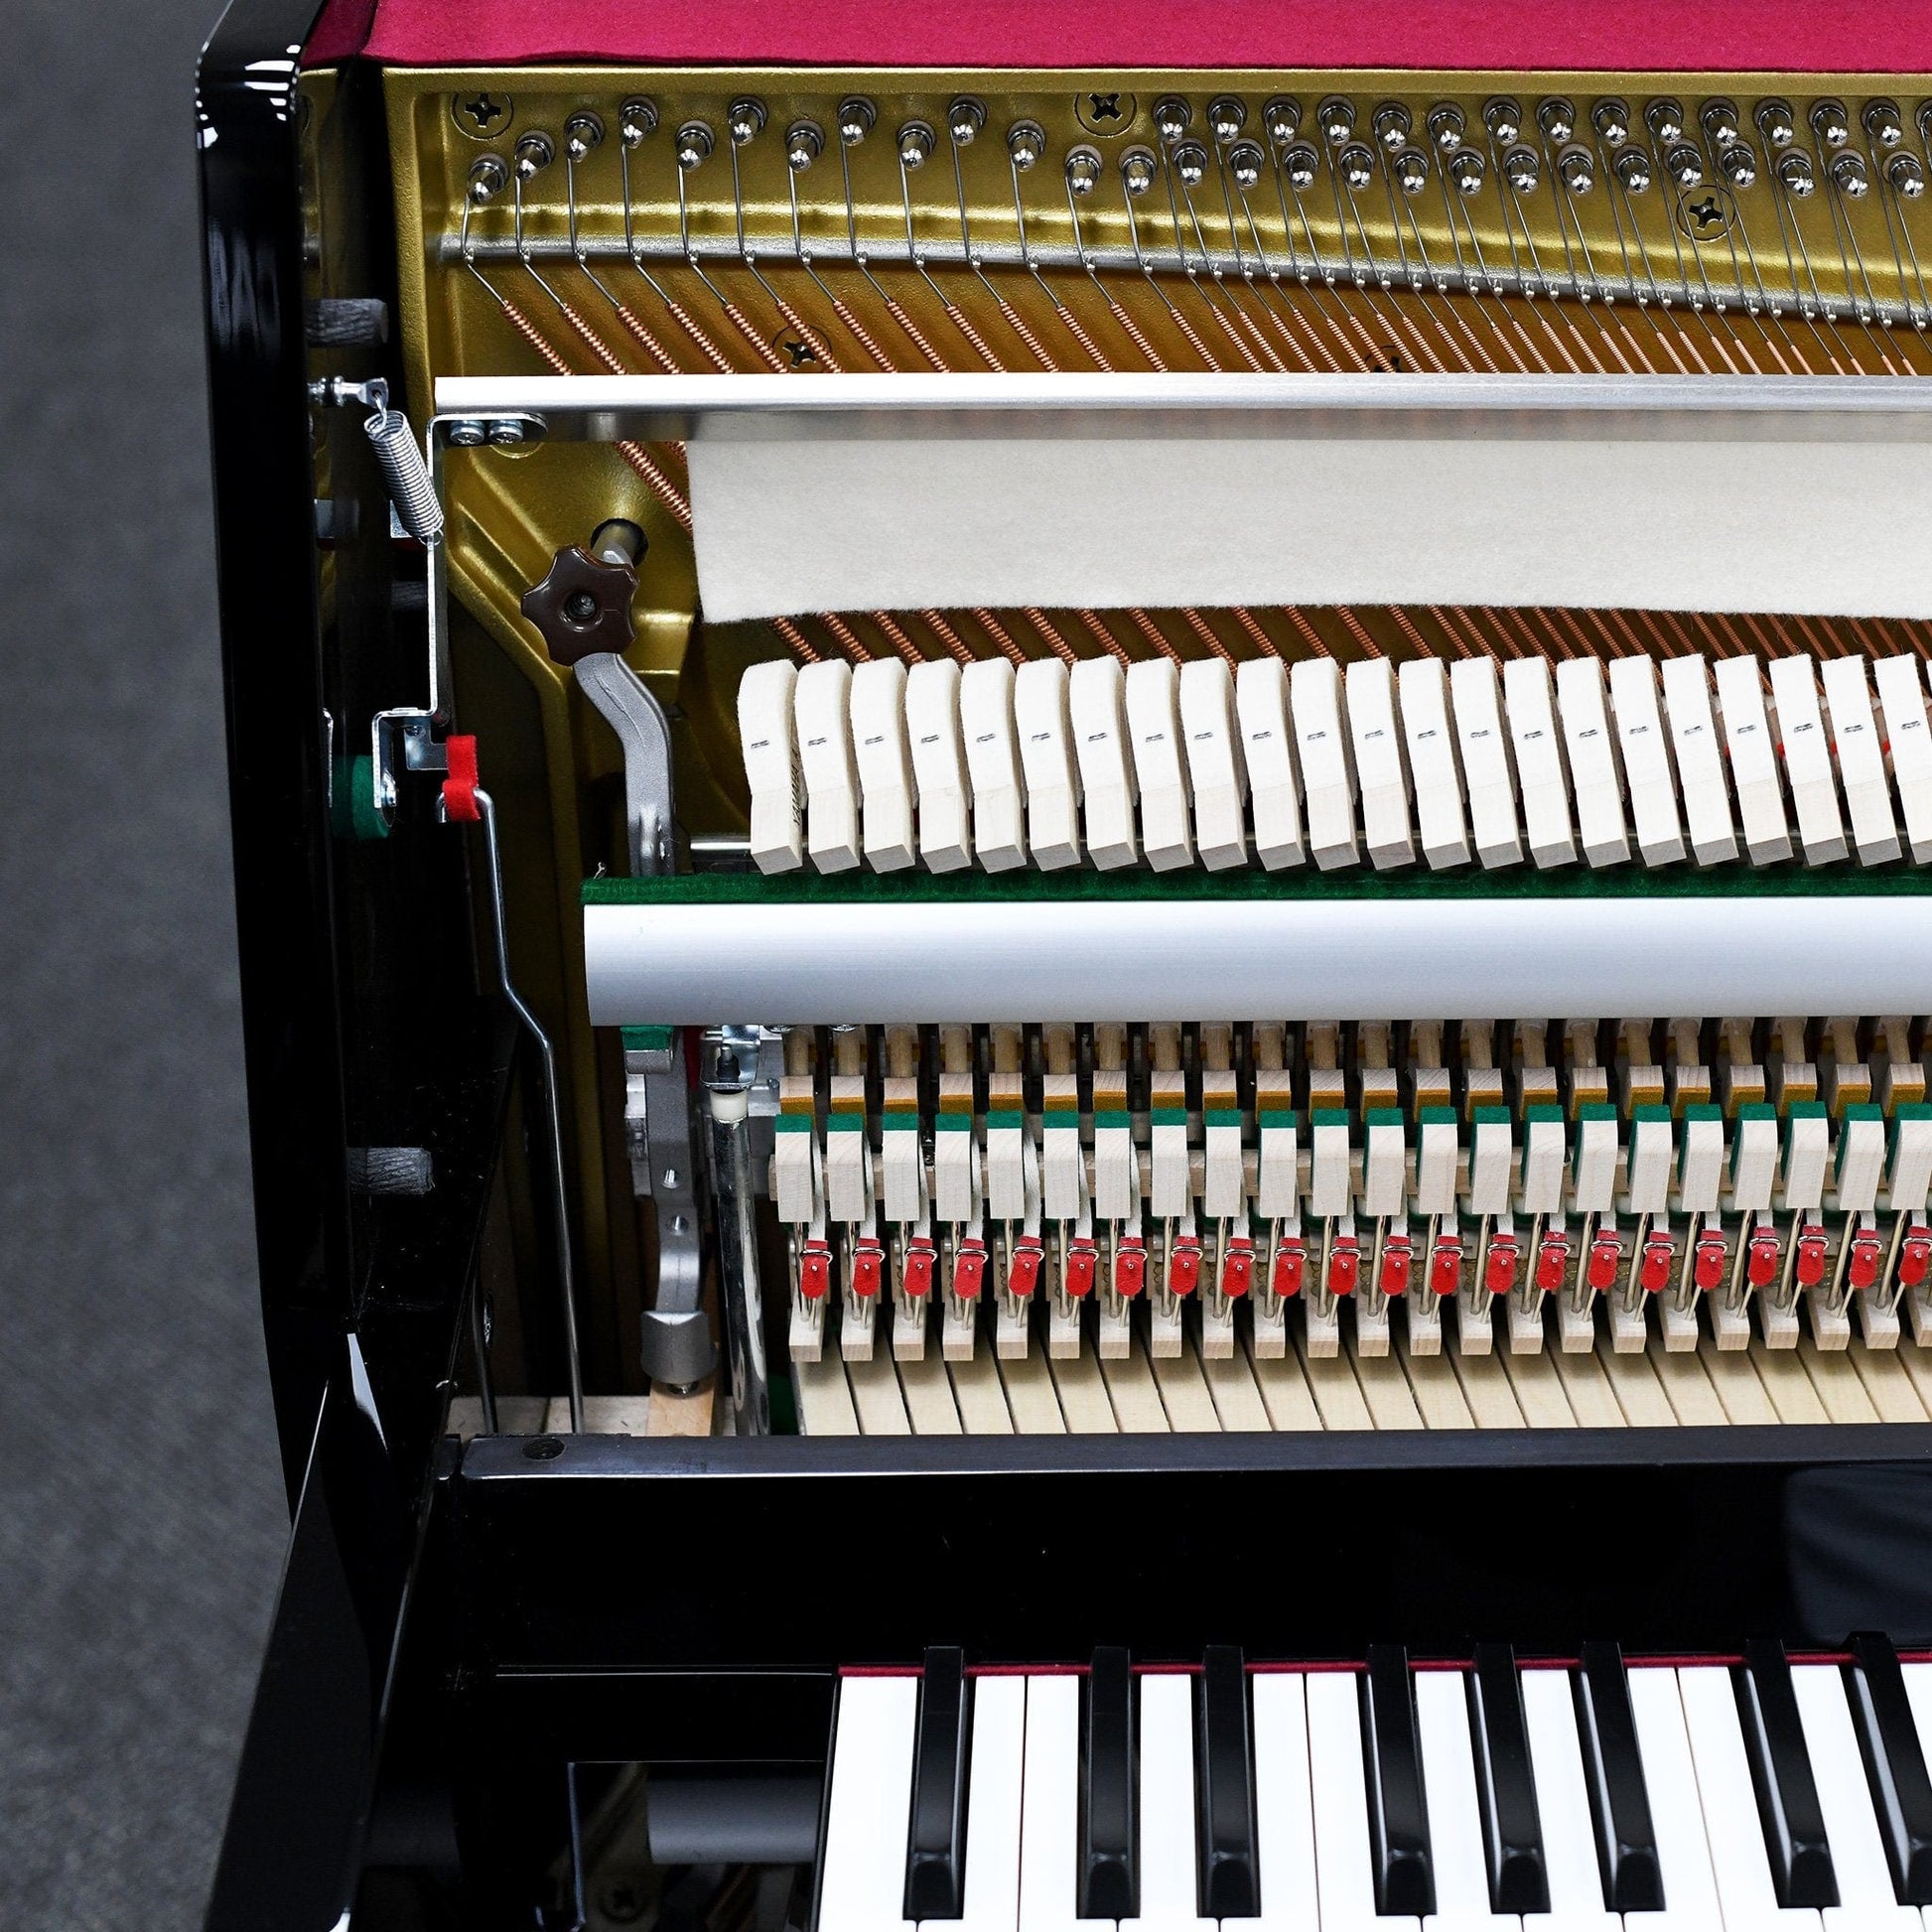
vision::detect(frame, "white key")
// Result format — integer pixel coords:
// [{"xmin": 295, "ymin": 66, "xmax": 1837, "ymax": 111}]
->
[
  {"xmin": 1791, "ymin": 1665, "xmax": 1922, "ymax": 1932},
  {"xmin": 1309, "ymin": 1670, "xmax": 1424, "ymax": 1932},
  {"xmin": 1767, "ymin": 655, "xmax": 1850, "ymax": 866},
  {"xmin": 1555, "ymin": 657, "xmax": 1632, "ymax": 868},
  {"xmin": 1659, "ymin": 655, "xmax": 1740, "ymax": 868},
  {"xmin": 1677, "ymin": 1665, "xmax": 1822, "ymax": 1932},
  {"xmin": 1017, "ymin": 658, "xmax": 1083, "ymax": 871},
  {"xmin": 1452, "ymin": 656, "xmax": 1525, "ymax": 870},
  {"xmin": 1607, "ymin": 656, "xmax": 1687, "ymax": 868},
  {"xmin": 1416, "ymin": 1668, "xmax": 1520, "ymax": 1932},
  {"xmin": 738, "ymin": 658, "xmax": 805, "ymax": 873},
  {"xmin": 1224, "ymin": 1674, "xmax": 1319, "ymax": 1932},
  {"xmin": 821, "ymin": 1676, "xmax": 920, "ymax": 1932},
  {"xmin": 1872, "ymin": 655, "xmax": 1932, "ymax": 864},
  {"xmin": 853, "ymin": 658, "xmax": 918, "ymax": 872},
  {"xmin": 1625, "ymin": 1666, "xmax": 1725, "ymax": 1932},
  {"xmin": 907, "ymin": 660, "xmax": 974, "ymax": 872},
  {"xmin": 1520, "ymin": 1670, "xmax": 1620, "ymax": 1932},
  {"xmin": 1821, "ymin": 657, "xmax": 1903, "ymax": 867},
  {"xmin": 1293, "ymin": 656, "xmax": 1361, "ymax": 870},
  {"xmin": 1349, "ymin": 657, "xmax": 1417, "ymax": 870},
  {"xmin": 939, "ymin": 1675, "xmax": 1027, "ymax": 1932},
  {"xmin": 1714, "ymin": 655, "xmax": 1795, "ymax": 866},
  {"xmin": 1123, "ymin": 1673, "xmax": 1215, "ymax": 1932},
  {"xmin": 1238, "ymin": 656, "xmax": 1307, "ymax": 870},
  {"xmin": 1071, "ymin": 657, "xmax": 1139, "ymax": 871},
  {"xmin": 1503, "ymin": 655, "xmax": 1578, "ymax": 870},
  {"xmin": 1401, "ymin": 657, "xmax": 1472, "ymax": 870},
  {"xmin": 1181, "ymin": 657, "xmax": 1250, "ymax": 871},
  {"xmin": 962, "ymin": 658, "xmax": 1029, "ymax": 872},
  {"xmin": 796, "ymin": 659, "xmax": 864, "ymax": 872},
  {"xmin": 1019, "ymin": 1675, "xmax": 1114, "ymax": 1932},
  {"xmin": 1127, "ymin": 659, "xmax": 1195, "ymax": 873}
]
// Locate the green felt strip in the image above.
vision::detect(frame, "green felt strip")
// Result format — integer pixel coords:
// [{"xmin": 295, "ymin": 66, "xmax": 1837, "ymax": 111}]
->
[
  {"xmin": 1311, "ymin": 1108, "xmax": 1350, "ymax": 1128},
  {"xmin": 1151, "ymin": 1108, "xmax": 1189, "ymax": 1127},
  {"xmin": 985, "ymin": 1109, "xmax": 1026, "ymax": 1130},
  {"xmin": 1258, "ymin": 1109, "xmax": 1300, "ymax": 1132},
  {"xmin": 583, "ymin": 860, "xmax": 1931, "ymax": 908},
  {"xmin": 1364, "ymin": 1107, "xmax": 1405, "ymax": 1127},
  {"xmin": 773, "ymin": 1115, "xmax": 812, "ymax": 1133},
  {"xmin": 1417, "ymin": 1106, "xmax": 1456, "ymax": 1126},
  {"xmin": 935, "ymin": 1113, "xmax": 973, "ymax": 1132},
  {"xmin": 826, "ymin": 1113, "xmax": 866, "ymax": 1132},
  {"xmin": 1093, "ymin": 1109, "xmax": 1132, "ymax": 1130},
  {"xmin": 620, "ymin": 1025, "xmax": 674, "ymax": 1052},
  {"xmin": 1204, "ymin": 1109, "xmax": 1245, "ymax": 1128},
  {"xmin": 1524, "ymin": 1104, "xmax": 1563, "ymax": 1124},
  {"xmin": 1471, "ymin": 1106, "xmax": 1512, "ymax": 1126}
]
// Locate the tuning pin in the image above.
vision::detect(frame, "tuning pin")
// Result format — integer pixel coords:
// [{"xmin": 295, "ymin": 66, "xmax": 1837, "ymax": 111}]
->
[
  {"xmin": 513, "ymin": 129, "xmax": 554, "ymax": 179},
  {"xmin": 1615, "ymin": 146, "xmax": 1655, "ymax": 194},
  {"xmin": 1227, "ymin": 140, "xmax": 1265, "ymax": 190},
  {"xmin": 1778, "ymin": 148, "xmax": 1817, "ymax": 197},
  {"xmin": 1558, "ymin": 144, "xmax": 1595, "ymax": 194},
  {"xmin": 1065, "ymin": 144, "xmax": 1103, "ymax": 196},
  {"xmin": 1427, "ymin": 101, "xmax": 1465, "ymax": 151},
  {"xmin": 785, "ymin": 119, "xmax": 823, "ymax": 172},
  {"xmin": 1719, "ymin": 142, "xmax": 1758, "ymax": 190},
  {"xmin": 468, "ymin": 154, "xmax": 508, "ymax": 204},
  {"xmin": 619, "ymin": 96, "xmax": 658, "ymax": 147},
  {"xmin": 1372, "ymin": 101, "xmax": 1412, "ymax": 150},
  {"xmin": 726, "ymin": 96, "xmax": 766, "ymax": 146},
  {"xmin": 1007, "ymin": 119, "xmax": 1046, "ymax": 170},
  {"xmin": 1889, "ymin": 152, "xmax": 1927, "ymax": 200},
  {"xmin": 1172, "ymin": 139, "xmax": 1208, "ymax": 188},
  {"xmin": 1207, "ymin": 94, "xmax": 1246, "ymax": 144},
  {"xmin": 1338, "ymin": 142, "xmax": 1375, "ymax": 190},
  {"xmin": 1644, "ymin": 96, "xmax": 1684, "ymax": 143},
  {"xmin": 1152, "ymin": 95, "xmax": 1191, "ymax": 145},
  {"xmin": 836, "ymin": 95, "xmax": 875, "ymax": 147},
  {"xmin": 563, "ymin": 111, "xmax": 603, "ymax": 162},
  {"xmin": 673, "ymin": 120, "xmax": 712, "ymax": 171},
  {"xmin": 1591, "ymin": 97, "xmax": 1630, "ymax": 147},
  {"xmin": 1482, "ymin": 94, "xmax": 1521, "ymax": 142},
  {"xmin": 1536, "ymin": 96, "xmax": 1576, "ymax": 142},
  {"xmin": 1664, "ymin": 141, "xmax": 1705, "ymax": 189},
  {"xmin": 1700, "ymin": 98, "xmax": 1741, "ymax": 148},
  {"xmin": 897, "ymin": 119, "xmax": 935, "ymax": 168},
  {"xmin": 1503, "ymin": 143, "xmax": 1540, "ymax": 192},
  {"xmin": 1316, "ymin": 93, "xmax": 1356, "ymax": 145},
  {"xmin": 1393, "ymin": 145, "xmax": 1432, "ymax": 195},
  {"xmin": 1120, "ymin": 146, "xmax": 1159, "ymax": 196},
  {"xmin": 1864, "ymin": 98, "xmax": 1906, "ymax": 147},
  {"xmin": 1448, "ymin": 148, "xmax": 1486, "ymax": 196},
  {"xmin": 1283, "ymin": 142, "xmax": 1320, "ymax": 191},
  {"xmin": 1831, "ymin": 150, "xmax": 1870, "ymax": 199},
  {"xmin": 1810, "ymin": 98, "xmax": 1852, "ymax": 148},
  {"xmin": 948, "ymin": 95, "xmax": 986, "ymax": 146},
  {"xmin": 1263, "ymin": 95, "xmax": 1301, "ymax": 146},
  {"xmin": 1755, "ymin": 98, "xmax": 1797, "ymax": 148}
]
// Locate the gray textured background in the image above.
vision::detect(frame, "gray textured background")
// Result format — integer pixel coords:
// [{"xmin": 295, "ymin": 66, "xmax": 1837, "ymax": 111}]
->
[{"xmin": 0, "ymin": 0, "xmax": 289, "ymax": 1923}]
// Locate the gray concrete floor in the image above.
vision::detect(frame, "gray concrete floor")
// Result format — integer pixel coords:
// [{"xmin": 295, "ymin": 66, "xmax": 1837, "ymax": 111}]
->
[{"xmin": 0, "ymin": 0, "xmax": 289, "ymax": 1922}]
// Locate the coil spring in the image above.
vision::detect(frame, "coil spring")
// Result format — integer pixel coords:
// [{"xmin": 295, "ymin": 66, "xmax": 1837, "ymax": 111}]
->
[{"xmin": 364, "ymin": 407, "xmax": 444, "ymax": 545}]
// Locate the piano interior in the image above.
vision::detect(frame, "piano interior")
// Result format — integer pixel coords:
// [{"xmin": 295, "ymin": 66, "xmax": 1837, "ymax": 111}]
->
[{"xmin": 199, "ymin": 13, "xmax": 1932, "ymax": 1929}]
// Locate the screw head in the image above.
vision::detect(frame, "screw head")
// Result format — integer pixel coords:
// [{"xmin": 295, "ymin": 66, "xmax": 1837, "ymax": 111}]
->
[
  {"xmin": 523, "ymin": 1437, "xmax": 565, "ymax": 1460},
  {"xmin": 486, "ymin": 420, "xmax": 525, "ymax": 447},
  {"xmin": 897, "ymin": 120, "xmax": 935, "ymax": 168},
  {"xmin": 1591, "ymin": 97, "xmax": 1630, "ymax": 147},
  {"xmin": 619, "ymin": 97, "xmax": 657, "ymax": 146},
  {"xmin": 674, "ymin": 120, "xmax": 713, "ymax": 170},
  {"xmin": 837, "ymin": 96, "xmax": 876, "ymax": 147},
  {"xmin": 1262, "ymin": 96, "xmax": 1301, "ymax": 147},
  {"xmin": 785, "ymin": 119, "xmax": 823, "ymax": 171},
  {"xmin": 449, "ymin": 420, "xmax": 486, "ymax": 448},
  {"xmin": 1317, "ymin": 94, "xmax": 1355, "ymax": 145},
  {"xmin": 1372, "ymin": 102, "xmax": 1412, "ymax": 152},
  {"xmin": 1064, "ymin": 144, "xmax": 1103, "ymax": 196}
]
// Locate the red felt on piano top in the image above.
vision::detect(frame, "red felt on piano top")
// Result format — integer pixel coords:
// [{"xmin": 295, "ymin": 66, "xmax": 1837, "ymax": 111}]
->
[{"xmin": 307, "ymin": 0, "xmax": 1932, "ymax": 74}]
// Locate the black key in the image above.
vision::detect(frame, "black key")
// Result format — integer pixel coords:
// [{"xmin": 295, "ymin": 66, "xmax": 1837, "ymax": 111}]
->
[
  {"xmin": 1735, "ymin": 1637, "xmax": 1839, "ymax": 1909},
  {"xmin": 1362, "ymin": 1643, "xmax": 1436, "ymax": 1917},
  {"xmin": 1468, "ymin": 1644, "xmax": 1550, "ymax": 1913},
  {"xmin": 1848, "ymin": 1632, "xmax": 1932, "ymax": 1905},
  {"xmin": 1196, "ymin": 1646, "xmax": 1260, "ymax": 1918},
  {"xmin": 1081, "ymin": 1647, "xmax": 1136, "ymax": 1919},
  {"xmin": 1574, "ymin": 1640, "xmax": 1665, "ymax": 1912},
  {"xmin": 904, "ymin": 1647, "xmax": 969, "ymax": 1920}
]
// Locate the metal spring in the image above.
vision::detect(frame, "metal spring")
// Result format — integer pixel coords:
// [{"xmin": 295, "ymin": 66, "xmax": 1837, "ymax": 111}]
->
[
  {"xmin": 1335, "ymin": 608, "xmax": 1385, "ymax": 658},
  {"xmin": 772, "ymin": 296, "xmax": 841, "ymax": 371},
  {"xmin": 871, "ymin": 611, "xmax": 926, "ymax": 663},
  {"xmin": 1106, "ymin": 297, "xmax": 1168, "ymax": 371},
  {"xmin": 1023, "ymin": 608, "xmax": 1080, "ymax": 667},
  {"xmin": 613, "ymin": 303, "xmax": 680, "ymax": 374},
  {"xmin": 886, "ymin": 300, "xmax": 950, "ymax": 373},
  {"xmin": 941, "ymin": 303, "xmax": 1003, "ymax": 370},
  {"xmin": 973, "ymin": 609, "xmax": 1029, "ymax": 667},
  {"xmin": 660, "ymin": 295, "xmax": 735, "ymax": 373},
  {"xmin": 818, "ymin": 612, "xmax": 876, "ymax": 663},
  {"xmin": 1168, "ymin": 302, "xmax": 1224, "ymax": 372},
  {"xmin": 1079, "ymin": 610, "xmax": 1132, "ymax": 666},
  {"xmin": 1054, "ymin": 302, "xmax": 1112, "ymax": 371},
  {"xmin": 618, "ymin": 441, "xmax": 693, "ymax": 531},
  {"xmin": 724, "ymin": 302, "xmax": 790, "ymax": 373},
  {"xmin": 1128, "ymin": 609, "xmax": 1180, "ymax": 660},
  {"xmin": 1181, "ymin": 607, "xmax": 1235, "ymax": 665},
  {"xmin": 364, "ymin": 406, "xmax": 444, "ymax": 545},
  {"xmin": 555, "ymin": 298, "xmax": 625, "ymax": 373},
  {"xmin": 831, "ymin": 298, "xmax": 897, "ymax": 372},
  {"xmin": 1228, "ymin": 606, "xmax": 1280, "ymax": 657},
  {"xmin": 772, "ymin": 616, "xmax": 821, "ymax": 664},
  {"xmin": 997, "ymin": 299, "xmax": 1056, "ymax": 370},
  {"xmin": 919, "ymin": 610, "xmax": 978, "ymax": 666}
]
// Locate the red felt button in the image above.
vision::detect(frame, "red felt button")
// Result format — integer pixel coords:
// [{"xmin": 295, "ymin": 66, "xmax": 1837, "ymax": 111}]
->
[
  {"xmin": 1114, "ymin": 1239, "xmax": 1147, "ymax": 1300},
  {"xmin": 901, "ymin": 1239, "xmax": 935, "ymax": 1299},
  {"xmin": 850, "ymin": 1237, "xmax": 883, "ymax": 1298},
  {"xmin": 1169, "ymin": 1236, "xmax": 1202, "ymax": 1299},
  {"xmin": 1795, "ymin": 1227, "xmax": 1829, "ymax": 1289},
  {"xmin": 952, "ymin": 1240, "xmax": 987, "ymax": 1301},
  {"xmin": 1586, "ymin": 1230, "xmax": 1622, "ymax": 1292},
  {"xmin": 1900, "ymin": 1230, "xmax": 1932, "ymax": 1291},
  {"xmin": 1693, "ymin": 1232, "xmax": 1727, "ymax": 1293},
  {"xmin": 1327, "ymin": 1236, "xmax": 1359, "ymax": 1298},
  {"xmin": 1379, "ymin": 1236, "xmax": 1412, "ymax": 1299},
  {"xmin": 1063, "ymin": 1239, "xmax": 1097, "ymax": 1298},
  {"xmin": 1638, "ymin": 1231, "xmax": 1674, "ymax": 1294},
  {"xmin": 799, "ymin": 1240, "xmax": 831, "ymax": 1300},
  {"xmin": 1534, "ymin": 1232, "xmax": 1570, "ymax": 1294},
  {"xmin": 441, "ymin": 733, "xmax": 482, "ymax": 822},
  {"xmin": 1008, "ymin": 1237, "xmax": 1043, "ymax": 1298},
  {"xmin": 1746, "ymin": 1230, "xmax": 1780, "ymax": 1289},
  {"xmin": 1848, "ymin": 1231, "xmax": 1883, "ymax": 1292},
  {"xmin": 1222, "ymin": 1237, "xmax": 1254, "ymax": 1299},
  {"xmin": 1429, "ymin": 1237, "xmax": 1461, "ymax": 1298},
  {"xmin": 1271, "ymin": 1238, "xmax": 1305, "ymax": 1300},
  {"xmin": 1484, "ymin": 1236, "xmax": 1519, "ymax": 1298}
]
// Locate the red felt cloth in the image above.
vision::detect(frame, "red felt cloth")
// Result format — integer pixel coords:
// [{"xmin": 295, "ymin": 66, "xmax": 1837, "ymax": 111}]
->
[{"xmin": 306, "ymin": 0, "xmax": 1932, "ymax": 72}]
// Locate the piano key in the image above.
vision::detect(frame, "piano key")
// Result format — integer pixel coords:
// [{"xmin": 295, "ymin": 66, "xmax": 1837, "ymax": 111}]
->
[
  {"xmin": 1555, "ymin": 657, "xmax": 1632, "ymax": 869},
  {"xmin": 1520, "ymin": 1667, "xmax": 1620, "ymax": 1932},
  {"xmin": 1451, "ymin": 655, "xmax": 1526, "ymax": 870},
  {"xmin": 1414, "ymin": 1664, "xmax": 1519, "ymax": 1932},
  {"xmin": 1658, "ymin": 654, "xmax": 1739, "ymax": 868},
  {"xmin": 1470, "ymin": 1646, "xmax": 1551, "ymax": 1915},
  {"xmin": 1713, "ymin": 654, "xmax": 1795, "ymax": 867},
  {"xmin": 1200, "ymin": 1347, "xmax": 1273, "ymax": 1433},
  {"xmin": 1084, "ymin": 1651, "xmax": 1138, "ymax": 1920},
  {"xmin": 962, "ymin": 657, "xmax": 1030, "ymax": 872},
  {"xmin": 1197, "ymin": 1647, "xmax": 1261, "ymax": 1919},
  {"xmin": 1349, "ymin": 656, "xmax": 1418, "ymax": 871},
  {"xmin": 999, "ymin": 1346, "xmax": 1069, "ymax": 1435},
  {"xmin": 1069, "ymin": 656, "xmax": 1138, "ymax": 871},
  {"xmin": 1149, "ymin": 1339, "xmax": 1222, "ymax": 1434},
  {"xmin": 1367, "ymin": 1645, "xmax": 1438, "ymax": 1918},
  {"xmin": 822, "ymin": 1674, "xmax": 921, "ymax": 1932},
  {"xmin": 908, "ymin": 659, "xmax": 975, "ymax": 872},
  {"xmin": 1677, "ymin": 1663, "xmax": 1823, "ymax": 1932},
  {"xmin": 796, "ymin": 1347, "xmax": 861, "ymax": 1436},
  {"xmin": 1122, "ymin": 1671, "xmax": 1215, "ymax": 1932},
  {"xmin": 1625, "ymin": 1664, "xmax": 1724, "ymax": 1932},
  {"xmin": 1248, "ymin": 1337, "xmax": 1326, "ymax": 1432},
  {"xmin": 1791, "ymin": 1663, "xmax": 1922, "ymax": 1932},
  {"xmin": 738, "ymin": 656, "xmax": 805, "ymax": 873},
  {"xmin": 1309, "ymin": 1666, "xmax": 1424, "ymax": 1932},
  {"xmin": 1575, "ymin": 1641, "xmax": 1666, "ymax": 1912},
  {"xmin": 796, "ymin": 658, "xmax": 864, "ymax": 872},
  {"xmin": 1735, "ymin": 1640, "xmax": 1837, "ymax": 1909},
  {"xmin": 1237, "ymin": 655, "xmax": 1307, "ymax": 871},
  {"xmin": 853, "ymin": 656, "xmax": 918, "ymax": 872},
  {"xmin": 1222, "ymin": 1672, "xmax": 1318, "ymax": 1932},
  {"xmin": 849, "ymin": 1346, "xmax": 915, "ymax": 1434},
  {"xmin": 950, "ymin": 1352, "xmax": 1017, "ymax": 1435},
  {"xmin": 907, "ymin": 1649, "xmax": 970, "ymax": 1920},
  {"xmin": 897, "ymin": 1353, "xmax": 965, "ymax": 1435},
  {"xmin": 1126, "ymin": 658, "xmax": 1195, "ymax": 874},
  {"xmin": 942, "ymin": 1673, "xmax": 1027, "ymax": 1932},
  {"xmin": 1023, "ymin": 1672, "xmax": 1115, "ymax": 1932},
  {"xmin": 1846, "ymin": 1635, "xmax": 1932, "ymax": 1907},
  {"xmin": 1401, "ymin": 655, "xmax": 1473, "ymax": 871},
  {"xmin": 1047, "ymin": 1350, "xmax": 1119, "ymax": 1435},
  {"xmin": 1297, "ymin": 1326, "xmax": 1376, "ymax": 1430}
]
